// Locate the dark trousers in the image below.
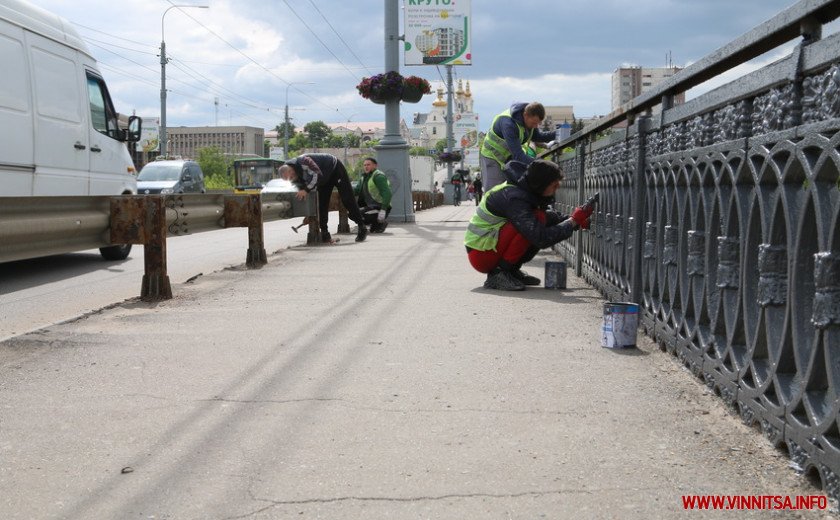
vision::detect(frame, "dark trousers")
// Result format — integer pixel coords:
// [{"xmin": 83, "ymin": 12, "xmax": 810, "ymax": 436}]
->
[
  {"xmin": 361, "ymin": 205, "xmax": 391, "ymax": 227},
  {"xmin": 317, "ymin": 161, "xmax": 364, "ymax": 233}
]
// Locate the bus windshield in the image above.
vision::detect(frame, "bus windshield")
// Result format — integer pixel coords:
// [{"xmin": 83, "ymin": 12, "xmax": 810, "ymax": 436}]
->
[{"xmin": 233, "ymin": 158, "xmax": 284, "ymax": 189}]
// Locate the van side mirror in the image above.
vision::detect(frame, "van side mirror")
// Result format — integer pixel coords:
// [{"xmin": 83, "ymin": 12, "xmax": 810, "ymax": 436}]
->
[{"xmin": 124, "ymin": 115, "xmax": 142, "ymax": 143}]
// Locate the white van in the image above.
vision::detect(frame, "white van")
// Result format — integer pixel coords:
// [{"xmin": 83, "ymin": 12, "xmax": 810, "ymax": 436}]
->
[{"xmin": 0, "ymin": 0, "xmax": 141, "ymax": 259}]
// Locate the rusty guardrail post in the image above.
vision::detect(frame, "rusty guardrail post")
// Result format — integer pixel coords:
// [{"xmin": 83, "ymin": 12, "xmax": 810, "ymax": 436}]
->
[
  {"xmin": 224, "ymin": 193, "xmax": 266, "ymax": 268},
  {"xmin": 110, "ymin": 195, "xmax": 172, "ymax": 301},
  {"xmin": 307, "ymin": 191, "xmax": 321, "ymax": 245}
]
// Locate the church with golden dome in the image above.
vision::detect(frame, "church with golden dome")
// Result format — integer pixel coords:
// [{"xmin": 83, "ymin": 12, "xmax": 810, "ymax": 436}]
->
[{"xmin": 409, "ymin": 79, "xmax": 480, "ymax": 167}]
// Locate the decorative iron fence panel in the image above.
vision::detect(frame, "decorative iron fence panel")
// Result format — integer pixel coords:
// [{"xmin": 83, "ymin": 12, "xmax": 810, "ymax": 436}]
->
[{"xmin": 549, "ymin": 0, "xmax": 840, "ymax": 498}]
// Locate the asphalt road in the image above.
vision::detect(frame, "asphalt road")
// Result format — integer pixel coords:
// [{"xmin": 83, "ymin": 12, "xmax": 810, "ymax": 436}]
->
[{"xmin": 0, "ymin": 216, "xmax": 317, "ymax": 342}]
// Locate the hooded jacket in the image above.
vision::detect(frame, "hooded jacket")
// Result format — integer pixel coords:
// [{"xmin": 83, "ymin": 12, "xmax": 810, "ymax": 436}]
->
[{"xmin": 466, "ymin": 171, "xmax": 574, "ymax": 251}]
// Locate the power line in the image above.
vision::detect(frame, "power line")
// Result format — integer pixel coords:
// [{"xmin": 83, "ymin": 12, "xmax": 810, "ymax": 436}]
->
[
  {"xmin": 163, "ymin": 0, "xmax": 344, "ymax": 117},
  {"xmin": 71, "ymin": 21, "xmax": 152, "ymax": 49},
  {"xmin": 82, "ymin": 35, "xmax": 158, "ymax": 56},
  {"xmin": 305, "ymin": 0, "xmax": 374, "ymax": 76},
  {"xmin": 281, "ymin": 0, "xmax": 361, "ymax": 82},
  {"xmin": 168, "ymin": 56, "xmax": 282, "ymax": 112}
]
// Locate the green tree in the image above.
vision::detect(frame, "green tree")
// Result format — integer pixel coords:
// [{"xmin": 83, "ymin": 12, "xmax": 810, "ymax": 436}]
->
[
  {"xmin": 344, "ymin": 134, "xmax": 361, "ymax": 148},
  {"xmin": 326, "ymin": 134, "xmax": 346, "ymax": 148},
  {"xmin": 435, "ymin": 139, "xmax": 447, "ymax": 153},
  {"xmin": 409, "ymin": 146, "xmax": 430, "ymax": 156},
  {"xmin": 288, "ymin": 132, "xmax": 310, "ymax": 152},
  {"xmin": 196, "ymin": 146, "xmax": 234, "ymax": 189},
  {"xmin": 303, "ymin": 121, "xmax": 332, "ymax": 147},
  {"xmin": 275, "ymin": 121, "xmax": 296, "ymax": 138}
]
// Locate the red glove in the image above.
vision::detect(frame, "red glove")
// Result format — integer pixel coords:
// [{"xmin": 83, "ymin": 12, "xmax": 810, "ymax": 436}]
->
[{"xmin": 570, "ymin": 205, "xmax": 594, "ymax": 228}]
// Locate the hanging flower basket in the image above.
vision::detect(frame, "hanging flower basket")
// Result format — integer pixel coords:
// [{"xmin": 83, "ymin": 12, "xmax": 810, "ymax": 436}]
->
[
  {"xmin": 357, "ymin": 72, "xmax": 403, "ymax": 104},
  {"xmin": 401, "ymin": 76, "xmax": 431, "ymax": 103}
]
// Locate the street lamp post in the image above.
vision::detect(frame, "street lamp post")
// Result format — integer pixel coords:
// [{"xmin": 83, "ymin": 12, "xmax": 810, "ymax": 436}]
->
[
  {"xmin": 160, "ymin": 4, "xmax": 208, "ymax": 159},
  {"xmin": 344, "ymin": 113, "xmax": 357, "ymax": 164},
  {"xmin": 284, "ymin": 82, "xmax": 314, "ymax": 159}
]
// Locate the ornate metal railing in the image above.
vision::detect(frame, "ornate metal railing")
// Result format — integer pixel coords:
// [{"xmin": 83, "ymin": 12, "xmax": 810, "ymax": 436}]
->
[{"xmin": 549, "ymin": 0, "xmax": 840, "ymax": 499}]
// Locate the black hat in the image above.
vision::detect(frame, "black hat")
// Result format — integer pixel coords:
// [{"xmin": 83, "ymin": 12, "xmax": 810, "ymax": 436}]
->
[{"xmin": 524, "ymin": 160, "xmax": 563, "ymax": 194}]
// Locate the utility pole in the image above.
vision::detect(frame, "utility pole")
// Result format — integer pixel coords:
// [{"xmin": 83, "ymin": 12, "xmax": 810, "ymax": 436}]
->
[{"xmin": 445, "ymin": 65, "xmax": 454, "ymax": 187}]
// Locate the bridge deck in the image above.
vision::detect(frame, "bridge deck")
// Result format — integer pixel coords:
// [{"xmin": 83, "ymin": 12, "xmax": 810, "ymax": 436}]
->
[{"xmin": 0, "ymin": 204, "xmax": 825, "ymax": 518}]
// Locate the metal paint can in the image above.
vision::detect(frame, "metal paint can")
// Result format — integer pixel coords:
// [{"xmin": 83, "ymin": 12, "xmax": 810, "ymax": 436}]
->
[
  {"xmin": 544, "ymin": 261, "xmax": 567, "ymax": 289},
  {"xmin": 602, "ymin": 302, "xmax": 639, "ymax": 348}
]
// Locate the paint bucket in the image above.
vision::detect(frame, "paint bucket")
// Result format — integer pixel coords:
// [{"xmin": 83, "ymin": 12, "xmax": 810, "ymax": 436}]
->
[
  {"xmin": 544, "ymin": 261, "xmax": 567, "ymax": 289},
  {"xmin": 602, "ymin": 302, "xmax": 639, "ymax": 348}
]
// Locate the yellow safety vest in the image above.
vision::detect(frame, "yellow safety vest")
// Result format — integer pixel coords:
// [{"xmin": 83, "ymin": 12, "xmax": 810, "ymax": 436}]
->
[
  {"xmin": 480, "ymin": 109, "xmax": 535, "ymax": 167},
  {"xmin": 463, "ymin": 182, "xmax": 512, "ymax": 251}
]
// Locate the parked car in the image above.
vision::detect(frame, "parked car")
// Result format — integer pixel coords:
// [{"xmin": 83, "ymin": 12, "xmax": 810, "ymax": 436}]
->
[{"xmin": 137, "ymin": 160, "xmax": 206, "ymax": 194}]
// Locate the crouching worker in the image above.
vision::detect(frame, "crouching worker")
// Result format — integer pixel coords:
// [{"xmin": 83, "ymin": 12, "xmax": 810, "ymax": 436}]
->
[
  {"xmin": 355, "ymin": 157, "xmax": 392, "ymax": 233},
  {"xmin": 280, "ymin": 153, "xmax": 367, "ymax": 243},
  {"xmin": 464, "ymin": 159, "xmax": 593, "ymax": 291}
]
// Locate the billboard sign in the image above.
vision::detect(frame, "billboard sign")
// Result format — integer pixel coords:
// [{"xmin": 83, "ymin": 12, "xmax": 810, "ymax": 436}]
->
[
  {"xmin": 405, "ymin": 0, "xmax": 471, "ymax": 66},
  {"xmin": 139, "ymin": 117, "xmax": 160, "ymax": 153},
  {"xmin": 454, "ymin": 113, "xmax": 479, "ymax": 167}
]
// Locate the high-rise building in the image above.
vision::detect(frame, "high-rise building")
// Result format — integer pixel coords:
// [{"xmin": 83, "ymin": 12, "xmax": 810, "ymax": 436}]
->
[{"xmin": 611, "ymin": 66, "xmax": 685, "ymax": 111}]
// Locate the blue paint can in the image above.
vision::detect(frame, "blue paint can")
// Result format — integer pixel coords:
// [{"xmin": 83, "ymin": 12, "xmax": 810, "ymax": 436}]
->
[
  {"xmin": 544, "ymin": 261, "xmax": 567, "ymax": 289},
  {"xmin": 602, "ymin": 302, "xmax": 639, "ymax": 348}
]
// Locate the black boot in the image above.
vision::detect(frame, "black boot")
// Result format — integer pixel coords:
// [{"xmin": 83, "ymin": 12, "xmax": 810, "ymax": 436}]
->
[
  {"xmin": 483, "ymin": 268, "xmax": 525, "ymax": 291},
  {"xmin": 355, "ymin": 224, "xmax": 367, "ymax": 242},
  {"xmin": 320, "ymin": 230, "xmax": 332, "ymax": 243},
  {"xmin": 511, "ymin": 266, "xmax": 541, "ymax": 286}
]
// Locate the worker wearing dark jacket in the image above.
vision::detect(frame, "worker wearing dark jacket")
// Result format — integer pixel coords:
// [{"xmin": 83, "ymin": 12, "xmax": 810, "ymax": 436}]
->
[
  {"xmin": 464, "ymin": 160, "xmax": 592, "ymax": 291},
  {"xmin": 479, "ymin": 102, "xmax": 557, "ymax": 191},
  {"xmin": 280, "ymin": 153, "xmax": 367, "ymax": 243}
]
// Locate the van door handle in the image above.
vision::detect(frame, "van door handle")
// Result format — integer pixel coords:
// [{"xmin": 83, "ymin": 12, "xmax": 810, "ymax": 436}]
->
[
  {"xmin": 74, "ymin": 142, "xmax": 86, "ymax": 150},
  {"xmin": 90, "ymin": 146, "xmax": 102, "ymax": 153}
]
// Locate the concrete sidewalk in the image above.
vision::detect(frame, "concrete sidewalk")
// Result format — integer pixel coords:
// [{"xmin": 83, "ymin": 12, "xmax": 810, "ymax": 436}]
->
[{"xmin": 0, "ymin": 204, "xmax": 829, "ymax": 519}]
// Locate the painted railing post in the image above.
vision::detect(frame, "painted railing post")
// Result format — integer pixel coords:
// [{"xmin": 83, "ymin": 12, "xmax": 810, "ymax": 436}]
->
[{"xmin": 631, "ymin": 116, "xmax": 649, "ymax": 304}]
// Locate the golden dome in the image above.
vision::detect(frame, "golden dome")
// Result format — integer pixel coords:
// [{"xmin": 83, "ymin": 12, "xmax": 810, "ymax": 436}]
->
[
  {"xmin": 432, "ymin": 86, "xmax": 446, "ymax": 107},
  {"xmin": 465, "ymin": 80, "xmax": 472, "ymax": 97}
]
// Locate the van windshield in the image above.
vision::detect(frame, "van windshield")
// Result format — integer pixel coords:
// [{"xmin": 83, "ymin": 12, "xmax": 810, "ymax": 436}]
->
[{"xmin": 138, "ymin": 163, "xmax": 182, "ymax": 181}]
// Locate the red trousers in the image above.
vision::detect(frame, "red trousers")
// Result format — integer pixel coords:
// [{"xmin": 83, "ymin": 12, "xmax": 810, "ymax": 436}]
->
[{"xmin": 468, "ymin": 210, "xmax": 545, "ymax": 273}]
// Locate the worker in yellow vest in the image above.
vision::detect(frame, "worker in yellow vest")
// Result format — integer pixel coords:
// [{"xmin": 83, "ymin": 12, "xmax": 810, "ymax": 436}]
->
[
  {"xmin": 479, "ymin": 102, "xmax": 557, "ymax": 191},
  {"xmin": 464, "ymin": 160, "xmax": 592, "ymax": 291}
]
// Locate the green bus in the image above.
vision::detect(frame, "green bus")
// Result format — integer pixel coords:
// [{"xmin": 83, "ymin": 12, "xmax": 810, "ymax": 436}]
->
[{"xmin": 232, "ymin": 157, "xmax": 284, "ymax": 193}]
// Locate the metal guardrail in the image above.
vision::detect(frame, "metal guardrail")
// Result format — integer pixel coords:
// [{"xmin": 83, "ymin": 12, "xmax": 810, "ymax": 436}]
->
[
  {"xmin": 1, "ymin": 192, "xmax": 317, "ymax": 299},
  {"xmin": 547, "ymin": 0, "xmax": 840, "ymax": 499},
  {"xmin": 2, "ymin": 189, "xmax": 443, "ymax": 300}
]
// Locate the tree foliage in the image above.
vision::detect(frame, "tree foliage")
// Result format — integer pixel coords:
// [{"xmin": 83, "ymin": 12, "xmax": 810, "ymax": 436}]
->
[
  {"xmin": 303, "ymin": 121, "xmax": 332, "ymax": 147},
  {"xmin": 196, "ymin": 146, "xmax": 234, "ymax": 189},
  {"xmin": 274, "ymin": 121, "xmax": 296, "ymax": 138}
]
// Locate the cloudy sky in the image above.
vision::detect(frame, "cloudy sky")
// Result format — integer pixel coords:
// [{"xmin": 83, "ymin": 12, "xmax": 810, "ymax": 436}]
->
[{"xmin": 22, "ymin": 0, "xmax": 832, "ymax": 133}]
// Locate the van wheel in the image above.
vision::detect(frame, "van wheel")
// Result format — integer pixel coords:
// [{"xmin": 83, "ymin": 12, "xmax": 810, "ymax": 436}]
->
[{"xmin": 99, "ymin": 244, "xmax": 132, "ymax": 260}]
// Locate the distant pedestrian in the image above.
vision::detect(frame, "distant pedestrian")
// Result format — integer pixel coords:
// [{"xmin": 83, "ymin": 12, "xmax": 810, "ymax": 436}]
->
[
  {"xmin": 479, "ymin": 102, "xmax": 557, "ymax": 191},
  {"xmin": 280, "ymin": 153, "xmax": 367, "ymax": 243},
  {"xmin": 473, "ymin": 174, "xmax": 483, "ymax": 204},
  {"xmin": 450, "ymin": 170, "xmax": 464, "ymax": 206}
]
